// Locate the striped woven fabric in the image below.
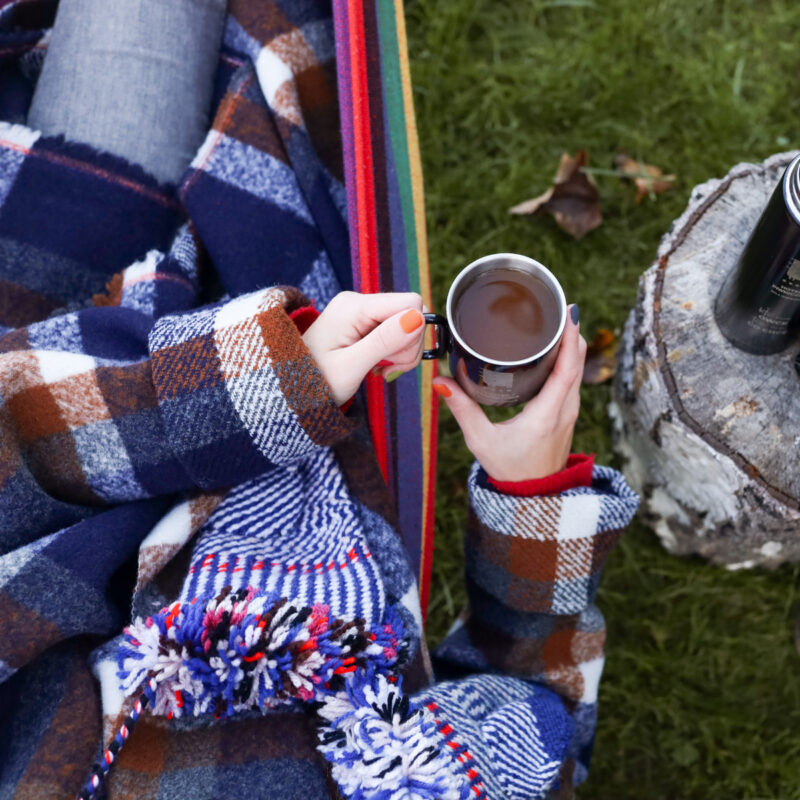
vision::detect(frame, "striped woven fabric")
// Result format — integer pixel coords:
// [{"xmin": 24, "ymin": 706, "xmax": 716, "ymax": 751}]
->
[{"xmin": 333, "ymin": 0, "xmax": 437, "ymax": 614}]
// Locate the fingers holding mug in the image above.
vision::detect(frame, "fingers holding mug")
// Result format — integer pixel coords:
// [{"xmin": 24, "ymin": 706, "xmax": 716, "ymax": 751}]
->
[
  {"xmin": 372, "ymin": 306, "xmax": 430, "ymax": 380},
  {"xmin": 432, "ymin": 375, "xmax": 493, "ymax": 454},
  {"xmin": 527, "ymin": 303, "xmax": 584, "ymax": 420},
  {"xmin": 562, "ymin": 327, "xmax": 588, "ymax": 423},
  {"xmin": 351, "ymin": 306, "xmax": 425, "ymax": 373}
]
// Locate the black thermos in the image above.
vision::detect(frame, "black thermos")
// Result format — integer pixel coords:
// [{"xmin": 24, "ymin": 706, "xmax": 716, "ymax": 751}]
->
[{"xmin": 715, "ymin": 154, "xmax": 800, "ymax": 354}]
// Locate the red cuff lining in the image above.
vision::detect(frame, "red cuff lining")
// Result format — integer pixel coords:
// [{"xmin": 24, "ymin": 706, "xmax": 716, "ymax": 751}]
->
[
  {"xmin": 289, "ymin": 304, "xmax": 320, "ymax": 334},
  {"xmin": 488, "ymin": 453, "xmax": 595, "ymax": 496}
]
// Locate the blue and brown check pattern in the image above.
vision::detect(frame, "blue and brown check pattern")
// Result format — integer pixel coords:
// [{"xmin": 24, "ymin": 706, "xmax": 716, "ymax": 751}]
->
[{"xmin": 0, "ymin": 1, "xmax": 353, "ymax": 795}]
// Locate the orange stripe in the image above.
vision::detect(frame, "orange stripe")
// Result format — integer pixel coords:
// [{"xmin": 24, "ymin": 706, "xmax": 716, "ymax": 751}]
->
[{"xmin": 418, "ymin": 362, "xmax": 438, "ymax": 620}]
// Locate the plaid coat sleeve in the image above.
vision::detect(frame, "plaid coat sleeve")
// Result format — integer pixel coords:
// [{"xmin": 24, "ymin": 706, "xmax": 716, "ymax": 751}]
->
[
  {"xmin": 432, "ymin": 462, "xmax": 639, "ymax": 795},
  {"xmin": 148, "ymin": 285, "xmax": 355, "ymax": 490},
  {"xmin": 0, "ymin": 241, "xmax": 354, "ymax": 509}
]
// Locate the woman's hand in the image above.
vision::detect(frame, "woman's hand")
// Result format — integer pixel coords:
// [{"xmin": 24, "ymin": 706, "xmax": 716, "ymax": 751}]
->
[
  {"xmin": 302, "ymin": 291, "xmax": 426, "ymax": 406},
  {"xmin": 432, "ymin": 305, "xmax": 586, "ymax": 482}
]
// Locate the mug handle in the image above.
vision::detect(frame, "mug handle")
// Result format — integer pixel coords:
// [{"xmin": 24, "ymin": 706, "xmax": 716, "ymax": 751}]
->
[{"xmin": 422, "ymin": 313, "xmax": 450, "ymax": 359}]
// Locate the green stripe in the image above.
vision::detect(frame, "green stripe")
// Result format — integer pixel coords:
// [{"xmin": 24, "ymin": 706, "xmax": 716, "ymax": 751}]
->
[
  {"xmin": 376, "ymin": 0, "xmax": 420, "ymax": 295},
  {"xmin": 376, "ymin": 0, "xmax": 424, "ymax": 405}
]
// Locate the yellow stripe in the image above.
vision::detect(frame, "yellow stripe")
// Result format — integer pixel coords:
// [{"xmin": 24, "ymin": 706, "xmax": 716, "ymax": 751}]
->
[
  {"xmin": 393, "ymin": 0, "xmax": 430, "ymax": 309},
  {"xmin": 393, "ymin": 0, "xmax": 435, "ymax": 574}
]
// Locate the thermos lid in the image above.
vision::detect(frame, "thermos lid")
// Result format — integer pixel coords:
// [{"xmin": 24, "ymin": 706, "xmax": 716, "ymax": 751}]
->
[{"xmin": 782, "ymin": 153, "xmax": 800, "ymax": 226}]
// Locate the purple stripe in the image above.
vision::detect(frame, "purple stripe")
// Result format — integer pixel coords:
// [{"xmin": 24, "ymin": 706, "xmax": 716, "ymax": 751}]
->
[
  {"xmin": 332, "ymin": 0, "xmax": 361, "ymax": 291},
  {"xmin": 393, "ymin": 372, "xmax": 424, "ymax": 573},
  {"xmin": 224, "ymin": 553, "xmax": 237, "ymax": 590}
]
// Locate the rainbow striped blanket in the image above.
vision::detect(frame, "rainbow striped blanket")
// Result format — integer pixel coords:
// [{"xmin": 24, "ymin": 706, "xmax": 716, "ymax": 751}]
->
[{"xmin": 333, "ymin": 0, "xmax": 437, "ymax": 613}]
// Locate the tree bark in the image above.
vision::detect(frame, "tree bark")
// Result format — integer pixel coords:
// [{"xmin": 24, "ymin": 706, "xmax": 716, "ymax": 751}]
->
[{"xmin": 611, "ymin": 151, "xmax": 800, "ymax": 569}]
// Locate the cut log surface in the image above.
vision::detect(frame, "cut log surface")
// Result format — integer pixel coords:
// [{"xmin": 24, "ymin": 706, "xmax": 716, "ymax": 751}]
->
[{"xmin": 611, "ymin": 151, "xmax": 800, "ymax": 569}]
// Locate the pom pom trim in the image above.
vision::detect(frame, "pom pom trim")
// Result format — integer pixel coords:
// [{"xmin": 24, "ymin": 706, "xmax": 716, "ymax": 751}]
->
[
  {"xmin": 117, "ymin": 587, "xmax": 405, "ymax": 719},
  {"xmin": 317, "ymin": 673, "xmax": 484, "ymax": 800}
]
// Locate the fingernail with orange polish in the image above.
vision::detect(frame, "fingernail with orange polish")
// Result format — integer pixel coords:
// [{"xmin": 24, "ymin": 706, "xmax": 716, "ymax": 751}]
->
[
  {"xmin": 432, "ymin": 382, "xmax": 452, "ymax": 398},
  {"xmin": 400, "ymin": 309, "xmax": 424, "ymax": 333}
]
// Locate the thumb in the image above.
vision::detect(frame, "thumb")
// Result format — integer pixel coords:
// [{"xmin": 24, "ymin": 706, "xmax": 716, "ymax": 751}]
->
[
  {"xmin": 432, "ymin": 377, "xmax": 491, "ymax": 448},
  {"xmin": 348, "ymin": 308, "xmax": 425, "ymax": 371}
]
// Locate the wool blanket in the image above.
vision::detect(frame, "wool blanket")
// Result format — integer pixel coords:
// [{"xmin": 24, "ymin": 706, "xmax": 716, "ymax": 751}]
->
[{"xmin": 0, "ymin": 0, "xmax": 435, "ymax": 793}]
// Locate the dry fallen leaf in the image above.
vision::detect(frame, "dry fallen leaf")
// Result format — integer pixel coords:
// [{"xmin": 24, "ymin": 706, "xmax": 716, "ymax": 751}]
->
[
  {"xmin": 509, "ymin": 150, "xmax": 602, "ymax": 239},
  {"xmin": 613, "ymin": 154, "xmax": 677, "ymax": 203},
  {"xmin": 582, "ymin": 328, "xmax": 619, "ymax": 384}
]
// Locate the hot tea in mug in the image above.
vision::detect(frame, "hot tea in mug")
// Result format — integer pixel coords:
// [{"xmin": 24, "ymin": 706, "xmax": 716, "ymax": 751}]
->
[{"xmin": 423, "ymin": 253, "xmax": 567, "ymax": 406}]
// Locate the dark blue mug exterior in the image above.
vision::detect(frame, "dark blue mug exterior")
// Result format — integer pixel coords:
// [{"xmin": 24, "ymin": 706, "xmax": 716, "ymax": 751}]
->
[{"xmin": 422, "ymin": 254, "xmax": 566, "ymax": 407}]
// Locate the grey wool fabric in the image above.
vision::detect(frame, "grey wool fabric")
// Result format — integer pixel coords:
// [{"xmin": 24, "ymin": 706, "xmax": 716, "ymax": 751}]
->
[{"xmin": 28, "ymin": 0, "xmax": 227, "ymax": 184}]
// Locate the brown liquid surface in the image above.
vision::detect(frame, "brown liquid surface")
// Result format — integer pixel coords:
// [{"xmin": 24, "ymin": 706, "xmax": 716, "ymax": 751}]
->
[{"xmin": 453, "ymin": 268, "xmax": 560, "ymax": 361}]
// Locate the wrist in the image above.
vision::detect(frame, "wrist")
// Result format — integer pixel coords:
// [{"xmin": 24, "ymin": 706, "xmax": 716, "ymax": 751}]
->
[
  {"xmin": 294, "ymin": 305, "xmax": 354, "ymax": 409},
  {"xmin": 481, "ymin": 451, "xmax": 569, "ymax": 484},
  {"xmin": 488, "ymin": 453, "xmax": 595, "ymax": 496}
]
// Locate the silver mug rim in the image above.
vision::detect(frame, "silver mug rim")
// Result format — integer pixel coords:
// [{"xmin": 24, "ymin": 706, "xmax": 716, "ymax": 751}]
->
[{"xmin": 444, "ymin": 253, "xmax": 567, "ymax": 367}]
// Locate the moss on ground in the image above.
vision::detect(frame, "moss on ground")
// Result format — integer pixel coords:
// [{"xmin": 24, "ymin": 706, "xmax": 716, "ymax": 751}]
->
[{"xmin": 406, "ymin": 0, "xmax": 800, "ymax": 796}]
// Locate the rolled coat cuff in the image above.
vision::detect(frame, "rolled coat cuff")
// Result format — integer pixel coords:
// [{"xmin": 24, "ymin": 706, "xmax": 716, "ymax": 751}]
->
[{"xmin": 466, "ymin": 463, "xmax": 639, "ymax": 615}]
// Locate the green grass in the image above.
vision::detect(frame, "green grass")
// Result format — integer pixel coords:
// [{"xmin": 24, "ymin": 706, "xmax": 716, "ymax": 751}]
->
[{"xmin": 405, "ymin": 0, "xmax": 800, "ymax": 796}]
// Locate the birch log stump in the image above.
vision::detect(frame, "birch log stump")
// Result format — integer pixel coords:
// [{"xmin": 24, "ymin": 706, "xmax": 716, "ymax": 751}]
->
[{"xmin": 611, "ymin": 151, "xmax": 800, "ymax": 569}]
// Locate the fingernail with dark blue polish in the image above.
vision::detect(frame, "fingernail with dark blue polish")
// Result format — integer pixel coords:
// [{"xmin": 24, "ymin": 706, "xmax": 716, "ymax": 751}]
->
[{"xmin": 570, "ymin": 304, "xmax": 580, "ymax": 324}]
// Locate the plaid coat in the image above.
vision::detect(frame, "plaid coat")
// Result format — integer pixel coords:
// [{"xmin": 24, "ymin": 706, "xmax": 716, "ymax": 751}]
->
[{"xmin": 0, "ymin": 1, "xmax": 639, "ymax": 799}]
